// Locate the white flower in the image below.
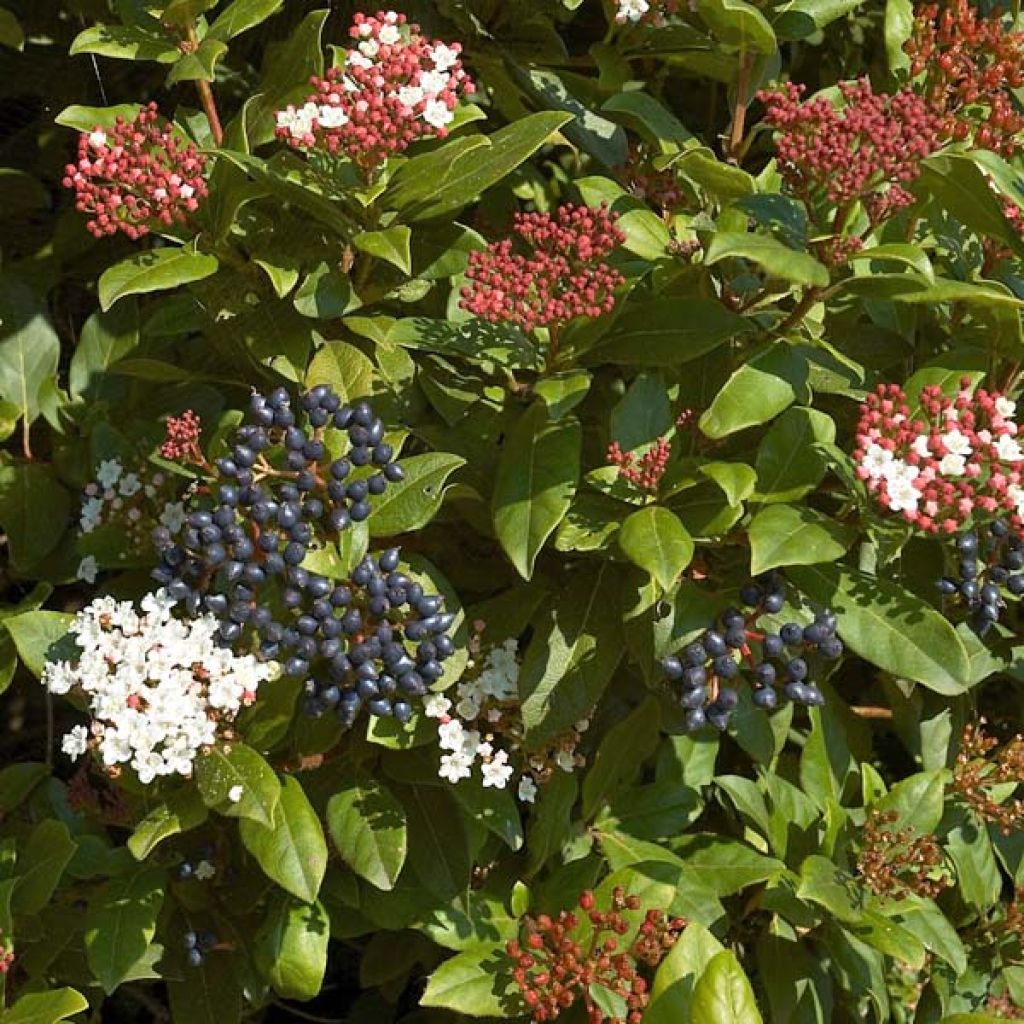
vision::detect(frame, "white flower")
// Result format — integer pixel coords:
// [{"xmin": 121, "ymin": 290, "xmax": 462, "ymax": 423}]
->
[
  {"xmin": 61, "ymin": 725, "xmax": 89, "ymax": 759},
  {"xmin": 159, "ymin": 501, "xmax": 186, "ymax": 534},
  {"xmin": 431, "ymin": 43, "xmax": 460, "ymax": 71},
  {"xmin": 398, "ymin": 85, "xmax": 425, "ymax": 109},
  {"xmin": 419, "ymin": 70, "xmax": 450, "ymax": 98},
  {"xmin": 616, "ymin": 0, "xmax": 651, "ymax": 21},
  {"xmin": 886, "ymin": 468, "xmax": 921, "ymax": 513},
  {"xmin": 574, "ymin": 718, "xmax": 590, "ymax": 733},
  {"xmin": 88, "ymin": 130, "xmax": 107, "ymax": 149},
  {"xmin": 179, "ymin": 183, "xmax": 195, "ymax": 200},
  {"xmin": 517, "ymin": 775, "xmax": 538, "ymax": 803},
  {"xmin": 95, "ymin": 459, "xmax": 123, "ymax": 489},
  {"xmin": 997, "ymin": 396, "xmax": 1017, "ymax": 419},
  {"xmin": 422, "ymin": 99, "xmax": 455, "ymax": 130},
  {"xmin": 77, "ymin": 556, "xmax": 99, "ymax": 584},
  {"xmin": 194, "ymin": 860, "xmax": 216, "ymax": 881},
  {"xmin": 996, "ymin": 434, "xmax": 1024, "ymax": 462},
  {"xmin": 228, "ymin": 785, "xmax": 244, "ymax": 803},
  {"xmin": 860, "ymin": 443, "xmax": 893, "ymax": 481},
  {"xmin": 317, "ymin": 105, "xmax": 349, "ymax": 129},
  {"xmin": 941, "ymin": 429, "xmax": 972, "ymax": 458},
  {"xmin": 439, "ymin": 750, "xmax": 474, "ymax": 783},
  {"xmin": 438, "ymin": 718, "xmax": 468, "ymax": 751},
  {"xmin": 347, "ymin": 51, "xmax": 373, "ymax": 70},
  {"xmin": 939, "ymin": 454, "xmax": 966, "ymax": 477},
  {"xmin": 481, "ymin": 749, "xmax": 514, "ymax": 788},
  {"xmin": 378, "ymin": 23, "xmax": 401, "ymax": 45},
  {"xmin": 358, "ymin": 38, "xmax": 380, "ymax": 58},
  {"xmin": 118, "ymin": 472, "xmax": 141, "ymax": 497},
  {"xmin": 423, "ymin": 693, "xmax": 452, "ymax": 719},
  {"xmin": 911, "ymin": 435, "xmax": 932, "ymax": 458},
  {"xmin": 79, "ymin": 497, "xmax": 104, "ymax": 534}
]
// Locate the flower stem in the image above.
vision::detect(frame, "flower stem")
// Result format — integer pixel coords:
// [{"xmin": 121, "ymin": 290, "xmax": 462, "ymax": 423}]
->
[{"xmin": 187, "ymin": 26, "xmax": 224, "ymax": 146}]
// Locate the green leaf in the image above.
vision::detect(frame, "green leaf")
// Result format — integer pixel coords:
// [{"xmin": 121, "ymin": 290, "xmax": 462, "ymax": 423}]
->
[
  {"xmin": 789, "ymin": 563, "xmax": 971, "ymax": 694},
  {"xmin": 947, "ymin": 817, "xmax": 1001, "ymax": 912},
  {"xmin": 69, "ymin": 24, "xmax": 179, "ymax": 62},
  {"xmin": 254, "ymin": 894, "xmax": 330, "ymax": 1001},
  {"xmin": 98, "ymin": 249, "xmax": 219, "ymax": 312},
  {"xmin": 368, "ymin": 453, "xmax": 466, "ymax": 537},
  {"xmin": 0, "ymin": 468, "xmax": 72, "ymax": 575},
  {"xmin": 55, "ymin": 104, "xmax": 141, "ymax": 132},
  {"xmin": 673, "ymin": 835, "xmax": 784, "ymax": 897},
  {"xmin": 1, "ymin": 989, "xmax": 89, "ymax": 1024},
  {"xmin": 748, "ymin": 504, "xmax": 854, "ymax": 574},
  {"xmin": 385, "ymin": 112, "xmax": 573, "ymax": 221},
  {"xmin": 0, "ymin": 8, "xmax": 24, "ymax": 51},
  {"xmin": 526, "ymin": 771, "xmax": 578, "ymax": 875},
  {"xmin": 84, "ymin": 867, "xmax": 165, "ymax": 994},
  {"xmin": 690, "ymin": 950, "xmax": 763, "ymax": 1024},
  {"xmin": 646, "ymin": 923, "xmax": 725, "ymax": 1024},
  {"xmin": 293, "ymin": 263, "xmax": 357, "ymax": 319},
  {"xmin": 493, "ymin": 403, "xmax": 581, "ymax": 579},
  {"xmin": 208, "ymin": 0, "xmax": 284, "ymax": 40},
  {"xmin": 421, "ymin": 946, "xmax": 516, "ymax": 1016},
  {"xmin": 404, "ymin": 785, "xmax": 471, "ymax": 901},
  {"xmin": 239, "ymin": 776, "xmax": 327, "ymax": 903},
  {"xmin": 699, "ymin": 343, "xmax": 808, "ymax": 439},
  {"xmin": 534, "ymin": 370, "xmax": 592, "ymax": 420},
  {"xmin": 601, "ymin": 92, "xmax": 694, "ymax": 152},
  {"xmin": 0, "ymin": 276, "xmax": 60, "ymax": 430},
  {"xmin": 586, "ymin": 298, "xmax": 752, "ymax": 367},
  {"xmin": 618, "ymin": 507, "xmax": 695, "ymax": 591},
  {"xmin": 6, "ymin": 611, "xmax": 74, "ymax": 677},
  {"xmin": 589, "ymin": 983, "xmax": 629, "ymax": 1020},
  {"xmin": 166, "ymin": 36, "xmax": 228, "ymax": 85},
  {"xmin": 519, "ymin": 563, "xmax": 624, "ymax": 746},
  {"xmin": 705, "ymin": 232, "xmax": 828, "ymax": 287},
  {"xmin": 326, "ymin": 773, "xmax": 407, "ymax": 891},
  {"xmin": 754, "ymin": 407, "xmax": 836, "ymax": 503},
  {"xmin": 127, "ymin": 788, "xmax": 208, "ymax": 860},
  {"xmin": 194, "ymin": 743, "xmax": 281, "ymax": 827},
  {"xmin": 0, "ymin": 763, "xmax": 48, "ymax": 814},
  {"xmin": 354, "ymin": 225, "xmax": 413, "ymax": 275},
  {"xmin": 583, "ymin": 697, "xmax": 661, "ymax": 818},
  {"xmin": 69, "ymin": 304, "xmax": 140, "ymax": 399},
  {"xmin": 885, "ymin": 0, "xmax": 914, "ymax": 72},
  {"xmin": 304, "ymin": 340, "xmax": 373, "ymax": 404},
  {"xmin": 12, "ymin": 820, "xmax": 76, "ymax": 915},
  {"xmin": 773, "ymin": 0, "xmax": 866, "ymax": 39},
  {"xmin": 873, "ymin": 770, "xmax": 945, "ymax": 835}
]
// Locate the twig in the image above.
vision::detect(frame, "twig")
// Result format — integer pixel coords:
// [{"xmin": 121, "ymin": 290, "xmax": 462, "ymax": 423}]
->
[
  {"xmin": 727, "ymin": 51, "xmax": 754, "ymax": 160},
  {"xmin": 187, "ymin": 26, "xmax": 224, "ymax": 146},
  {"xmin": 849, "ymin": 706, "xmax": 894, "ymax": 720}
]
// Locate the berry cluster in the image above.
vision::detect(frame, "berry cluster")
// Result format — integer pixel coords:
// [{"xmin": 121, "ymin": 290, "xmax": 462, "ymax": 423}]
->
[
  {"xmin": 506, "ymin": 888, "xmax": 684, "ymax": 1024},
  {"xmin": 937, "ymin": 523, "xmax": 1024, "ymax": 635},
  {"xmin": 952, "ymin": 720, "xmax": 1024, "ymax": 835},
  {"xmin": 856, "ymin": 809, "xmax": 949, "ymax": 902},
  {"xmin": 460, "ymin": 204, "xmax": 626, "ymax": 335},
  {"xmin": 660, "ymin": 579, "xmax": 840, "ymax": 732},
  {"xmin": 614, "ymin": 0, "xmax": 680, "ymax": 24},
  {"xmin": 275, "ymin": 11, "xmax": 474, "ymax": 178},
  {"xmin": 183, "ymin": 929, "xmax": 218, "ymax": 968},
  {"xmin": 62, "ymin": 103, "xmax": 207, "ymax": 240},
  {"xmin": 905, "ymin": 0, "xmax": 1024, "ymax": 156},
  {"xmin": 758, "ymin": 80, "xmax": 942, "ymax": 254},
  {"xmin": 151, "ymin": 388, "xmax": 451, "ymax": 727},
  {"xmin": 855, "ymin": 380, "xmax": 1024, "ymax": 534},
  {"xmin": 300, "ymin": 548, "xmax": 456, "ymax": 727}
]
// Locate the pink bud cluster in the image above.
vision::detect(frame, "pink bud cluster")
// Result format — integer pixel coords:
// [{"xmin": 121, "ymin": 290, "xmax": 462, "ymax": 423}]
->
[
  {"xmin": 460, "ymin": 204, "xmax": 626, "ymax": 333},
  {"xmin": 62, "ymin": 103, "xmax": 207, "ymax": 240},
  {"xmin": 275, "ymin": 11, "xmax": 474, "ymax": 177},
  {"xmin": 607, "ymin": 437, "xmax": 671, "ymax": 493},
  {"xmin": 160, "ymin": 410, "xmax": 203, "ymax": 463},
  {"xmin": 758, "ymin": 79, "xmax": 942, "ymax": 226},
  {"xmin": 906, "ymin": 0, "xmax": 1024, "ymax": 156},
  {"xmin": 854, "ymin": 379, "xmax": 1024, "ymax": 535}
]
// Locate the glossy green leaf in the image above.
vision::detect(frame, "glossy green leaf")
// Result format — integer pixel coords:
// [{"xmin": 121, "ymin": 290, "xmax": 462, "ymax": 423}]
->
[
  {"xmin": 690, "ymin": 950, "xmax": 763, "ymax": 1024},
  {"xmin": 618, "ymin": 507, "xmax": 695, "ymax": 591},
  {"xmin": 748, "ymin": 504, "xmax": 855, "ymax": 574},
  {"xmin": 98, "ymin": 249, "xmax": 219, "ymax": 312},
  {"xmin": 705, "ymin": 232, "xmax": 828, "ymax": 287},
  {"xmin": 326, "ymin": 773, "xmax": 407, "ymax": 891},
  {"xmin": 1, "ymin": 988, "xmax": 89, "ymax": 1024},
  {"xmin": 194, "ymin": 742, "xmax": 281, "ymax": 827},
  {"xmin": 368, "ymin": 453, "xmax": 466, "ymax": 537},
  {"xmin": 254, "ymin": 894, "xmax": 330, "ymax": 1001}
]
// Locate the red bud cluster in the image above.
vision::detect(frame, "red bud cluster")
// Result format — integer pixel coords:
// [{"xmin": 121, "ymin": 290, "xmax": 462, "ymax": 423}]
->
[
  {"xmin": 62, "ymin": 103, "xmax": 207, "ymax": 240},
  {"xmin": 275, "ymin": 11, "xmax": 474, "ymax": 178},
  {"xmin": 906, "ymin": 0, "xmax": 1024, "ymax": 155},
  {"xmin": 160, "ymin": 410, "xmax": 203, "ymax": 463},
  {"xmin": 607, "ymin": 437, "xmax": 671, "ymax": 493},
  {"xmin": 460, "ymin": 204, "xmax": 626, "ymax": 333},
  {"xmin": 505, "ymin": 888, "xmax": 685, "ymax": 1024},
  {"xmin": 953, "ymin": 720, "xmax": 1024, "ymax": 835},
  {"xmin": 758, "ymin": 79, "xmax": 942, "ymax": 236}
]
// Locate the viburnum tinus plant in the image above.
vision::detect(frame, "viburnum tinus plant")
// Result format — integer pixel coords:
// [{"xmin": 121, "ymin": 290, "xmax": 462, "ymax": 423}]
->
[{"xmin": 10, "ymin": 1, "xmax": 1024, "ymax": 1023}]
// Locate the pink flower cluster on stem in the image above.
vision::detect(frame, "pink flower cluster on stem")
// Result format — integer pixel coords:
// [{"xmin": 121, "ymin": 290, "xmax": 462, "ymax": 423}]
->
[
  {"xmin": 460, "ymin": 204, "xmax": 626, "ymax": 334},
  {"xmin": 854, "ymin": 379, "xmax": 1024, "ymax": 535},
  {"xmin": 62, "ymin": 103, "xmax": 207, "ymax": 240},
  {"xmin": 160, "ymin": 410, "xmax": 203, "ymax": 463},
  {"xmin": 758, "ymin": 79, "xmax": 943, "ymax": 252},
  {"xmin": 906, "ymin": 0, "xmax": 1024, "ymax": 156},
  {"xmin": 607, "ymin": 438, "xmax": 671, "ymax": 493},
  {"xmin": 275, "ymin": 10, "xmax": 473, "ymax": 178}
]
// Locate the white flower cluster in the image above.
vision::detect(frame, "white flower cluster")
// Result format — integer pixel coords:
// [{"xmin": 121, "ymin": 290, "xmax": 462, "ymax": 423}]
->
[
  {"xmin": 44, "ymin": 591, "xmax": 277, "ymax": 784},
  {"xmin": 77, "ymin": 456, "xmax": 185, "ymax": 583},
  {"xmin": 423, "ymin": 639, "xmax": 587, "ymax": 804}
]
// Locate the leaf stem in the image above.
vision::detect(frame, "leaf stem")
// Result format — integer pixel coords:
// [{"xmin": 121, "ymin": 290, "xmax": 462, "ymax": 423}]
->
[
  {"xmin": 187, "ymin": 26, "xmax": 223, "ymax": 147},
  {"xmin": 727, "ymin": 50, "xmax": 754, "ymax": 160}
]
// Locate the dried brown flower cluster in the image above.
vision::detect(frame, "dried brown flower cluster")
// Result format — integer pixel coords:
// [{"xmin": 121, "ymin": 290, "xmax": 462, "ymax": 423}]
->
[
  {"xmin": 953, "ymin": 720, "xmax": 1024, "ymax": 835},
  {"xmin": 857, "ymin": 809, "xmax": 949, "ymax": 901}
]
